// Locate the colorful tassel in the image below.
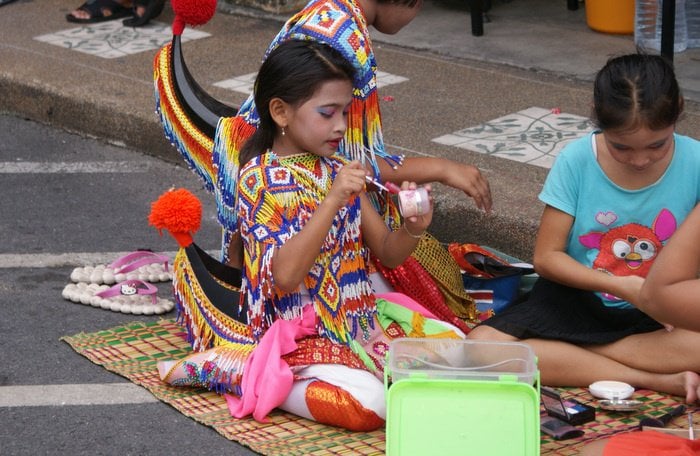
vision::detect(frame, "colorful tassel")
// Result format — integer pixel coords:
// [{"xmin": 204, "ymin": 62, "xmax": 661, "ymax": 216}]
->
[{"xmin": 149, "ymin": 188, "xmax": 202, "ymax": 247}]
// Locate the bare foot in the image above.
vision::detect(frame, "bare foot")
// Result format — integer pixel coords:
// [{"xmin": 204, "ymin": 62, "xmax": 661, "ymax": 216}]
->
[
  {"xmin": 68, "ymin": 0, "xmax": 132, "ymax": 21},
  {"xmin": 646, "ymin": 371, "xmax": 700, "ymax": 402},
  {"xmin": 683, "ymin": 371, "xmax": 700, "ymax": 403},
  {"xmin": 69, "ymin": 8, "xmax": 94, "ymax": 20}
]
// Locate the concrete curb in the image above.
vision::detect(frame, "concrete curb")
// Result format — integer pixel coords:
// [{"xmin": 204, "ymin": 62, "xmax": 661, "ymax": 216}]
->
[
  {"xmin": 0, "ymin": 70, "xmax": 538, "ymax": 260},
  {"xmin": 4, "ymin": 2, "xmax": 698, "ymax": 262},
  {"xmin": 0, "ymin": 75, "xmax": 176, "ymax": 164}
]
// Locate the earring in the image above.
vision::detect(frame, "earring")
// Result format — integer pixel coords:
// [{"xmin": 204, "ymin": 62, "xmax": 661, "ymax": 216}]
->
[{"xmin": 281, "ymin": 127, "xmax": 286, "ymax": 136}]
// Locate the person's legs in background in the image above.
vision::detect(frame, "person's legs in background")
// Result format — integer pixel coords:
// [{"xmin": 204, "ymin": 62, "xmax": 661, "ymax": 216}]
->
[{"xmin": 66, "ymin": 0, "xmax": 132, "ymax": 23}]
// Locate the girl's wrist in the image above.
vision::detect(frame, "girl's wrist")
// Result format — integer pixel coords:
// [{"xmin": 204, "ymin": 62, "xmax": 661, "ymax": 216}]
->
[
  {"xmin": 436, "ymin": 157, "xmax": 451, "ymax": 185},
  {"xmin": 402, "ymin": 224, "xmax": 424, "ymax": 239}
]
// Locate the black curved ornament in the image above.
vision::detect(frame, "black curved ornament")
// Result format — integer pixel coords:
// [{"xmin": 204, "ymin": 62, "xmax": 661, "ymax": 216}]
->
[
  {"xmin": 184, "ymin": 243, "xmax": 247, "ymax": 323},
  {"xmin": 171, "ymin": 34, "xmax": 238, "ymax": 139}
]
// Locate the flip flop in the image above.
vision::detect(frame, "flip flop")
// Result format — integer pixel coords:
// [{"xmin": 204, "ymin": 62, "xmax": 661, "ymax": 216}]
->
[
  {"xmin": 70, "ymin": 250, "xmax": 172, "ymax": 285},
  {"xmin": 66, "ymin": 0, "xmax": 132, "ymax": 24},
  {"xmin": 122, "ymin": 0, "xmax": 165, "ymax": 27},
  {"xmin": 62, "ymin": 279, "xmax": 174, "ymax": 315}
]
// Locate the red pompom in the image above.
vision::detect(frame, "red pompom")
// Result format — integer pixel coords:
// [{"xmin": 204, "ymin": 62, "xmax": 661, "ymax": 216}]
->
[
  {"xmin": 149, "ymin": 188, "xmax": 202, "ymax": 247},
  {"xmin": 170, "ymin": 0, "xmax": 217, "ymax": 35}
]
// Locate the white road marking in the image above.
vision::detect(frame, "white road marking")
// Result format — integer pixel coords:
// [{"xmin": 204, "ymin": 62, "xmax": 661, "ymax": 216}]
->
[
  {"xmin": 0, "ymin": 250, "xmax": 220, "ymax": 268},
  {"xmin": 0, "ymin": 161, "xmax": 151, "ymax": 173},
  {"xmin": 0, "ymin": 252, "xmax": 176, "ymax": 268},
  {"xmin": 0, "ymin": 383, "xmax": 159, "ymax": 407}
]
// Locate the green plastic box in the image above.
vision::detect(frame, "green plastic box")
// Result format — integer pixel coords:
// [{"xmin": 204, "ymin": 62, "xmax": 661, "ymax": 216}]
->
[{"xmin": 385, "ymin": 339, "xmax": 540, "ymax": 456}]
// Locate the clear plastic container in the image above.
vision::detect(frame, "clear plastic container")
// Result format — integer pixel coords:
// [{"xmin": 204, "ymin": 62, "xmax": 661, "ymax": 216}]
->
[
  {"xmin": 688, "ymin": 0, "xmax": 700, "ymax": 48},
  {"xmin": 635, "ymin": 0, "xmax": 688, "ymax": 53},
  {"xmin": 387, "ymin": 338, "xmax": 538, "ymax": 385}
]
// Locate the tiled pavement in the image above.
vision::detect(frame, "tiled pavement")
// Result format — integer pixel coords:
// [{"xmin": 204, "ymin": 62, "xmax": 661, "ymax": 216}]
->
[
  {"xmin": 34, "ymin": 20, "xmax": 209, "ymax": 59},
  {"xmin": 32, "ymin": 17, "xmax": 594, "ymax": 169},
  {"xmin": 3, "ymin": 0, "xmax": 700, "ymax": 260},
  {"xmin": 432, "ymin": 106, "xmax": 593, "ymax": 169}
]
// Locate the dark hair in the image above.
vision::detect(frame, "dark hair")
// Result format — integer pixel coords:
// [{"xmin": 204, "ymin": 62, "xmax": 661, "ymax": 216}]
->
[
  {"xmin": 592, "ymin": 53, "xmax": 683, "ymax": 132},
  {"xmin": 239, "ymin": 40, "xmax": 356, "ymax": 167}
]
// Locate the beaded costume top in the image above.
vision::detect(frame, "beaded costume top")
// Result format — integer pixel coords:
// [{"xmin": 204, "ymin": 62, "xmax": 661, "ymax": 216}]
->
[
  {"xmin": 238, "ymin": 151, "xmax": 377, "ymax": 345},
  {"xmin": 213, "ymin": 0, "xmax": 401, "ymax": 244}
]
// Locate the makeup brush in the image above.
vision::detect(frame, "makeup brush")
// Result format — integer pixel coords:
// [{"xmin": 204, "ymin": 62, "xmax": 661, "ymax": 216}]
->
[
  {"xmin": 365, "ymin": 176, "xmax": 400, "ymax": 194},
  {"xmin": 689, "ymin": 411, "xmax": 695, "ymax": 440}
]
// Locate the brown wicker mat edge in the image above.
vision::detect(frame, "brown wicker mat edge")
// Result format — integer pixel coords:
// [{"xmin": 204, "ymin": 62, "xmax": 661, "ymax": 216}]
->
[
  {"xmin": 61, "ymin": 319, "xmax": 691, "ymax": 455},
  {"xmin": 60, "ymin": 319, "xmax": 385, "ymax": 456}
]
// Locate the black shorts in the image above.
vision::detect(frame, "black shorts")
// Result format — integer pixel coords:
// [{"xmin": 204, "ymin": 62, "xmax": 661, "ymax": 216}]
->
[{"xmin": 477, "ymin": 277, "xmax": 664, "ymax": 345}]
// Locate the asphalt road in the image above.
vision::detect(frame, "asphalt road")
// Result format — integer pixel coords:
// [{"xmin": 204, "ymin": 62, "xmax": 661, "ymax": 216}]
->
[{"xmin": 0, "ymin": 113, "xmax": 257, "ymax": 455}]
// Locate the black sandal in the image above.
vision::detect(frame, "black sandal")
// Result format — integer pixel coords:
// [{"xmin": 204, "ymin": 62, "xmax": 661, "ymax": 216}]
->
[
  {"xmin": 122, "ymin": 0, "xmax": 165, "ymax": 27},
  {"xmin": 66, "ymin": 0, "xmax": 132, "ymax": 24}
]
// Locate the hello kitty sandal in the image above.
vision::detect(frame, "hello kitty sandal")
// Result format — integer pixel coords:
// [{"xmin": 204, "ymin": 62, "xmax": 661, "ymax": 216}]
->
[
  {"xmin": 62, "ymin": 279, "xmax": 174, "ymax": 315},
  {"xmin": 70, "ymin": 250, "xmax": 173, "ymax": 285}
]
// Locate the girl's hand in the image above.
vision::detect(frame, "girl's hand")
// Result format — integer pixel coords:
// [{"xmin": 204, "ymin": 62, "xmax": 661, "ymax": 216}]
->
[
  {"xmin": 441, "ymin": 162, "xmax": 492, "ymax": 214},
  {"xmin": 402, "ymin": 181, "xmax": 433, "ymax": 236},
  {"xmin": 611, "ymin": 274, "xmax": 645, "ymax": 305},
  {"xmin": 326, "ymin": 161, "xmax": 367, "ymax": 210}
]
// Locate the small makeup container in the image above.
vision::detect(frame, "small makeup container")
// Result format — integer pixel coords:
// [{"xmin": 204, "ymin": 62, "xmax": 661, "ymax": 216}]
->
[
  {"xmin": 364, "ymin": 177, "xmax": 430, "ymax": 218},
  {"xmin": 398, "ymin": 187, "xmax": 429, "ymax": 218},
  {"xmin": 541, "ymin": 386, "xmax": 596, "ymax": 425}
]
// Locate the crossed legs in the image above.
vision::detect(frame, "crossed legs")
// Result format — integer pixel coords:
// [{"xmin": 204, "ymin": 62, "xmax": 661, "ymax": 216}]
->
[{"xmin": 468, "ymin": 324, "xmax": 700, "ymax": 402}]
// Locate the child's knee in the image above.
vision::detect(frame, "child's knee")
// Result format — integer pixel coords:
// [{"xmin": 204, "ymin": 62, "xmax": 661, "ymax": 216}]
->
[
  {"xmin": 304, "ymin": 380, "xmax": 385, "ymax": 431},
  {"xmin": 281, "ymin": 371, "xmax": 386, "ymax": 431},
  {"xmin": 468, "ymin": 324, "xmax": 515, "ymax": 341}
]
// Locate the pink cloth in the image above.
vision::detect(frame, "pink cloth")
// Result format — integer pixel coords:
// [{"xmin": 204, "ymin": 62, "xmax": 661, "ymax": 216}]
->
[
  {"xmin": 225, "ymin": 292, "xmax": 432, "ymax": 422},
  {"xmin": 225, "ymin": 305, "xmax": 317, "ymax": 422},
  {"xmin": 376, "ymin": 292, "xmax": 439, "ymax": 320}
]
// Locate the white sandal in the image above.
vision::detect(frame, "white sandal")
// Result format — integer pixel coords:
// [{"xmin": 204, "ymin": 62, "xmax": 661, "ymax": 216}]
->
[
  {"xmin": 62, "ymin": 279, "xmax": 174, "ymax": 315},
  {"xmin": 70, "ymin": 250, "xmax": 173, "ymax": 284}
]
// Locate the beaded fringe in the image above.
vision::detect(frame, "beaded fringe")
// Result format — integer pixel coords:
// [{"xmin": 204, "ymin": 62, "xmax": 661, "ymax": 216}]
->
[
  {"xmin": 172, "ymin": 248, "xmax": 254, "ymax": 352},
  {"xmin": 153, "ymin": 44, "xmax": 216, "ymax": 193}
]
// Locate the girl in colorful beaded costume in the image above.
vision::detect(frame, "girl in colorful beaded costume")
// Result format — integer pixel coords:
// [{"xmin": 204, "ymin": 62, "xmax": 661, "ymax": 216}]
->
[
  {"xmin": 210, "ymin": 0, "xmax": 492, "ymax": 267},
  {"xmin": 154, "ymin": 0, "xmax": 482, "ymax": 334},
  {"xmin": 157, "ymin": 40, "xmax": 464, "ymax": 431}
]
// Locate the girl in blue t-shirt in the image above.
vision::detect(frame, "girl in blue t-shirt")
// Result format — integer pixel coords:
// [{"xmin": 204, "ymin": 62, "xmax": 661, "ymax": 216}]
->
[{"xmin": 469, "ymin": 53, "xmax": 700, "ymax": 403}]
